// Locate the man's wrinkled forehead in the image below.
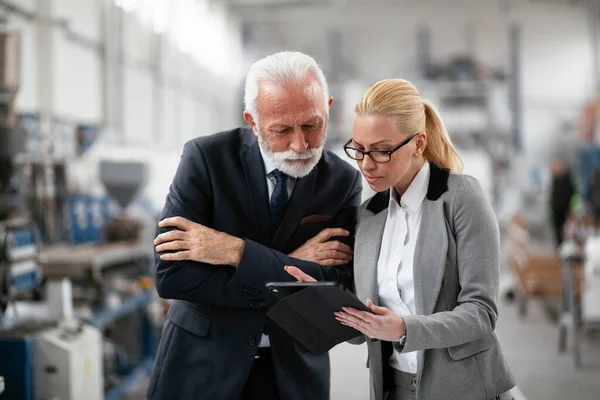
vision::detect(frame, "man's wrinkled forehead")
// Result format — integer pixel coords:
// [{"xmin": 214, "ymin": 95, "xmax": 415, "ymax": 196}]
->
[{"xmin": 257, "ymin": 78, "xmax": 325, "ymax": 111}]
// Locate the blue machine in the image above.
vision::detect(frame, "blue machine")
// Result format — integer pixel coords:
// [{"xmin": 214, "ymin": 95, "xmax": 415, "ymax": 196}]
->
[
  {"xmin": 0, "ymin": 221, "xmax": 43, "ymax": 400},
  {"xmin": 576, "ymin": 146, "xmax": 600, "ymax": 202},
  {"xmin": 0, "ymin": 220, "xmax": 42, "ymax": 314},
  {"xmin": 66, "ymin": 195, "xmax": 110, "ymax": 244},
  {"xmin": 0, "ymin": 330, "xmax": 35, "ymax": 400}
]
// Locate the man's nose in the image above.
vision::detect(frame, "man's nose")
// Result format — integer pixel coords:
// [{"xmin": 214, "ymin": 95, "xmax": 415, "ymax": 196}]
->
[{"xmin": 289, "ymin": 129, "xmax": 308, "ymax": 153}]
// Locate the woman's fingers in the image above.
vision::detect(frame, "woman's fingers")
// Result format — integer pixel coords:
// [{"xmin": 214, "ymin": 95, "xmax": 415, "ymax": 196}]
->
[
  {"xmin": 335, "ymin": 311, "xmax": 370, "ymax": 331},
  {"xmin": 284, "ymin": 266, "xmax": 317, "ymax": 282}
]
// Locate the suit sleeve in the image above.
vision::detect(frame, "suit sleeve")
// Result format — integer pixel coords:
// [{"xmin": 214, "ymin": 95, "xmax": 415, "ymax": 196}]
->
[
  {"xmin": 154, "ymin": 142, "xmax": 362, "ymax": 308},
  {"xmin": 401, "ymin": 176, "xmax": 500, "ymax": 352}
]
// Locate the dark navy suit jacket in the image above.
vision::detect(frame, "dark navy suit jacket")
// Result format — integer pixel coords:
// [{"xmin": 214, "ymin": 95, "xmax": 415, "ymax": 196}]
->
[{"xmin": 147, "ymin": 127, "xmax": 362, "ymax": 400}]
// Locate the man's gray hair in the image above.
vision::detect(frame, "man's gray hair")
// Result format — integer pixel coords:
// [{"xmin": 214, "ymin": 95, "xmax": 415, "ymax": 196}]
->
[{"xmin": 244, "ymin": 51, "xmax": 329, "ymax": 120}]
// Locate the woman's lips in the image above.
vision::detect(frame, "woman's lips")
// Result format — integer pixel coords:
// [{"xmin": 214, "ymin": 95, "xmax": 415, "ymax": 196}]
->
[{"xmin": 364, "ymin": 175, "xmax": 381, "ymax": 183}]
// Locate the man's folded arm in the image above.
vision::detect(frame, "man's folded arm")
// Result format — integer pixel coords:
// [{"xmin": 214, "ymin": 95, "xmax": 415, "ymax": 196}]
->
[{"xmin": 154, "ymin": 142, "xmax": 361, "ymax": 308}]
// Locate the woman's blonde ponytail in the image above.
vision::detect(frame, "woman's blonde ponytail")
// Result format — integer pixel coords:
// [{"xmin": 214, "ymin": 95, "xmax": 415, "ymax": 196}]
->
[{"xmin": 422, "ymin": 100, "xmax": 463, "ymax": 173}]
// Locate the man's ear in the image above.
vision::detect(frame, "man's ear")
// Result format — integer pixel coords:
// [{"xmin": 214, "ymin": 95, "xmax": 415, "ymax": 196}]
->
[{"xmin": 243, "ymin": 111, "xmax": 258, "ymax": 136}]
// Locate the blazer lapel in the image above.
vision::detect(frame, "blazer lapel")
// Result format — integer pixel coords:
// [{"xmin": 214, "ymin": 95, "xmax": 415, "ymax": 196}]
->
[
  {"xmin": 356, "ymin": 208, "xmax": 388, "ymax": 400},
  {"xmin": 240, "ymin": 138, "xmax": 272, "ymax": 244},
  {"xmin": 413, "ymin": 199, "xmax": 448, "ymax": 316},
  {"xmin": 355, "ymin": 209, "xmax": 388, "ymax": 306},
  {"xmin": 270, "ymin": 166, "xmax": 318, "ymax": 249},
  {"xmin": 414, "ymin": 192, "xmax": 448, "ymax": 382}
]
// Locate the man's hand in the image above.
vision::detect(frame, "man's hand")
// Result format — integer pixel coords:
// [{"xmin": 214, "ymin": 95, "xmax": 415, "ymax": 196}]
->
[
  {"xmin": 154, "ymin": 216, "xmax": 245, "ymax": 267},
  {"xmin": 288, "ymin": 228, "xmax": 353, "ymax": 266},
  {"xmin": 334, "ymin": 300, "xmax": 406, "ymax": 342},
  {"xmin": 284, "ymin": 266, "xmax": 317, "ymax": 282}
]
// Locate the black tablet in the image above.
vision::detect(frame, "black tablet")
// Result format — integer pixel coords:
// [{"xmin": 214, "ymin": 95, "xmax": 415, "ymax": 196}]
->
[
  {"xmin": 265, "ymin": 281, "xmax": 340, "ymax": 299},
  {"xmin": 265, "ymin": 282, "xmax": 372, "ymax": 354}
]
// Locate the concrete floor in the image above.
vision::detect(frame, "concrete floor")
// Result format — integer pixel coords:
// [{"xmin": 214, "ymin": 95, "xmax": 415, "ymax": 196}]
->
[
  {"xmin": 126, "ymin": 299, "xmax": 600, "ymax": 400},
  {"xmin": 330, "ymin": 298, "xmax": 600, "ymax": 400},
  {"xmin": 493, "ymin": 299, "xmax": 600, "ymax": 400}
]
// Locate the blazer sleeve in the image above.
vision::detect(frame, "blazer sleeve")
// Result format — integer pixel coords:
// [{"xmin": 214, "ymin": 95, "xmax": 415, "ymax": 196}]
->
[
  {"xmin": 401, "ymin": 176, "xmax": 500, "ymax": 352},
  {"xmin": 154, "ymin": 141, "xmax": 362, "ymax": 308}
]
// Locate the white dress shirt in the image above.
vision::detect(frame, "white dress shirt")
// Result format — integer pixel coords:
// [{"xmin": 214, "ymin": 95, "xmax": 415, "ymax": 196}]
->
[
  {"xmin": 258, "ymin": 147, "xmax": 296, "ymax": 348},
  {"xmin": 377, "ymin": 162, "xmax": 430, "ymax": 373},
  {"xmin": 260, "ymin": 147, "xmax": 296, "ymax": 200}
]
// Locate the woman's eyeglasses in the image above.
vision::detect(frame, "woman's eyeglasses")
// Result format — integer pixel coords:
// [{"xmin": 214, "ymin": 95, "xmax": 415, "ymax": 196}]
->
[{"xmin": 343, "ymin": 134, "xmax": 417, "ymax": 163}]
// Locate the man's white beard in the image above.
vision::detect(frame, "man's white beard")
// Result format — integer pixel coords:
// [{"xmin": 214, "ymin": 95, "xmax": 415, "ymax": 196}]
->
[{"xmin": 258, "ymin": 132, "xmax": 324, "ymax": 178}]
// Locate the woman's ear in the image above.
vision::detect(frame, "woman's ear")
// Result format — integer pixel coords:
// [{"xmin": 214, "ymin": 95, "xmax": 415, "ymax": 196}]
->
[{"xmin": 416, "ymin": 132, "xmax": 427, "ymax": 153}]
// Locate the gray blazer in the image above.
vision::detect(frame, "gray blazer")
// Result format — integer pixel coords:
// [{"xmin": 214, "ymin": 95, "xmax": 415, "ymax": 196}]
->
[{"xmin": 353, "ymin": 163, "xmax": 515, "ymax": 400}]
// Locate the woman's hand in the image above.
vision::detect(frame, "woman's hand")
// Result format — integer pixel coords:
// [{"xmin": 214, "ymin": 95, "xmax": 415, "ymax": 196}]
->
[
  {"xmin": 335, "ymin": 300, "xmax": 406, "ymax": 342},
  {"xmin": 284, "ymin": 266, "xmax": 317, "ymax": 282}
]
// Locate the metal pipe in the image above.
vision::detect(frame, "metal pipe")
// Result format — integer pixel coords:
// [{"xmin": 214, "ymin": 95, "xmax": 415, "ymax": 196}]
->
[
  {"xmin": 416, "ymin": 24, "xmax": 431, "ymax": 79},
  {"xmin": 101, "ymin": 1, "xmax": 119, "ymax": 143},
  {"xmin": 152, "ymin": 35, "xmax": 163, "ymax": 145},
  {"xmin": 509, "ymin": 22, "xmax": 523, "ymax": 153},
  {"xmin": 35, "ymin": 0, "xmax": 52, "ymax": 126},
  {"xmin": 151, "ymin": 0, "xmax": 170, "ymax": 145},
  {"xmin": 100, "ymin": 0, "xmax": 109, "ymax": 128},
  {"xmin": 588, "ymin": 0, "xmax": 600, "ymax": 95},
  {"xmin": 116, "ymin": 6, "xmax": 125, "ymax": 145}
]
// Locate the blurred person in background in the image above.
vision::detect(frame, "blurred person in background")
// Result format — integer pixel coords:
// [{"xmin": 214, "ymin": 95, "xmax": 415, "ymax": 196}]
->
[
  {"xmin": 287, "ymin": 78, "xmax": 515, "ymax": 400},
  {"xmin": 549, "ymin": 156, "xmax": 576, "ymax": 248},
  {"xmin": 147, "ymin": 51, "xmax": 362, "ymax": 400},
  {"xmin": 588, "ymin": 168, "xmax": 600, "ymax": 230}
]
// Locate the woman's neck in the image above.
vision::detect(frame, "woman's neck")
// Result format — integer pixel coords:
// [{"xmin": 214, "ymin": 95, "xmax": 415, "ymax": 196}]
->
[{"xmin": 393, "ymin": 159, "xmax": 425, "ymax": 197}]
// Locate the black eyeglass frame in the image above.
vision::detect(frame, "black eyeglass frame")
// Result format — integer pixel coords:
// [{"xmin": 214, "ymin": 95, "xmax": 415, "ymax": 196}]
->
[{"xmin": 343, "ymin": 134, "xmax": 418, "ymax": 163}]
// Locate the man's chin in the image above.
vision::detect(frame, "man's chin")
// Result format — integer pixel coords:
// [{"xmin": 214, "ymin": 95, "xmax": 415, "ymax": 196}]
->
[{"xmin": 276, "ymin": 158, "xmax": 318, "ymax": 178}]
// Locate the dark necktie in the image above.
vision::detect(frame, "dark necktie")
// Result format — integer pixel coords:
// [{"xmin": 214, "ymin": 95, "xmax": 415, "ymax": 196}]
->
[{"xmin": 269, "ymin": 169, "xmax": 288, "ymax": 235}]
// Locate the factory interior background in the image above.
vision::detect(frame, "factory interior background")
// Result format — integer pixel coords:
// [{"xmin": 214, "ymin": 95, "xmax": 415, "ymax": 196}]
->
[{"xmin": 1, "ymin": 0, "xmax": 600, "ymax": 399}]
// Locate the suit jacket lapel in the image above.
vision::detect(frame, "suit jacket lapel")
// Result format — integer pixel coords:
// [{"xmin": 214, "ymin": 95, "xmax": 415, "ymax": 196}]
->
[
  {"xmin": 355, "ymin": 209, "xmax": 388, "ymax": 306},
  {"xmin": 413, "ymin": 195, "xmax": 448, "ymax": 381},
  {"xmin": 359, "ymin": 208, "xmax": 390, "ymax": 400},
  {"xmin": 270, "ymin": 166, "xmax": 318, "ymax": 249},
  {"xmin": 240, "ymin": 135, "xmax": 272, "ymax": 244},
  {"xmin": 414, "ymin": 199, "xmax": 447, "ymax": 316}
]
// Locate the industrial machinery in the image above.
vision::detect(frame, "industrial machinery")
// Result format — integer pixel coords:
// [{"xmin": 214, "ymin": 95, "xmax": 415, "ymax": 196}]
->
[
  {"xmin": 0, "ymin": 28, "xmax": 41, "ymax": 318},
  {"xmin": 36, "ymin": 159, "xmax": 156, "ymax": 400},
  {"xmin": 0, "ymin": 124, "xmax": 42, "ymax": 323},
  {"xmin": 1, "ymin": 134, "xmax": 155, "ymax": 400},
  {"xmin": 0, "ymin": 159, "xmax": 155, "ymax": 400},
  {"xmin": 39, "ymin": 159, "xmax": 151, "ymax": 307},
  {"xmin": 0, "ymin": 29, "xmax": 155, "ymax": 395},
  {"xmin": 0, "ymin": 119, "xmax": 73, "ymax": 400},
  {"xmin": 33, "ymin": 322, "xmax": 104, "ymax": 400},
  {"xmin": 0, "ymin": 319, "xmax": 104, "ymax": 400},
  {"xmin": 100, "ymin": 160, "xmax": 148, "ymax": 243}
]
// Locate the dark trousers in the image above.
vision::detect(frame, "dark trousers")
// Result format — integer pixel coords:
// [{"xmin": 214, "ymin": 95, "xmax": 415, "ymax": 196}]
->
[
  {"xmin": 239, "ymin": 347, "xmax": 279, "ymax": 400},
  {"xmin": 552, "ymin": 211, "xmax": 568, "ymax": 248}
]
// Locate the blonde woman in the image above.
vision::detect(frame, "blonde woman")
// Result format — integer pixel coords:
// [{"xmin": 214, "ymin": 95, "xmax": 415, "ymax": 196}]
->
[{"xmin": 287, "ymin": 79, "xmax": 516, "ymax": 400}]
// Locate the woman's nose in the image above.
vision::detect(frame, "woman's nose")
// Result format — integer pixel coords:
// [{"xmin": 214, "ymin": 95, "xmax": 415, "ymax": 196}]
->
[{"xmin": 361, "ymin": 155, "xmax": 376, "ymax": 170}]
